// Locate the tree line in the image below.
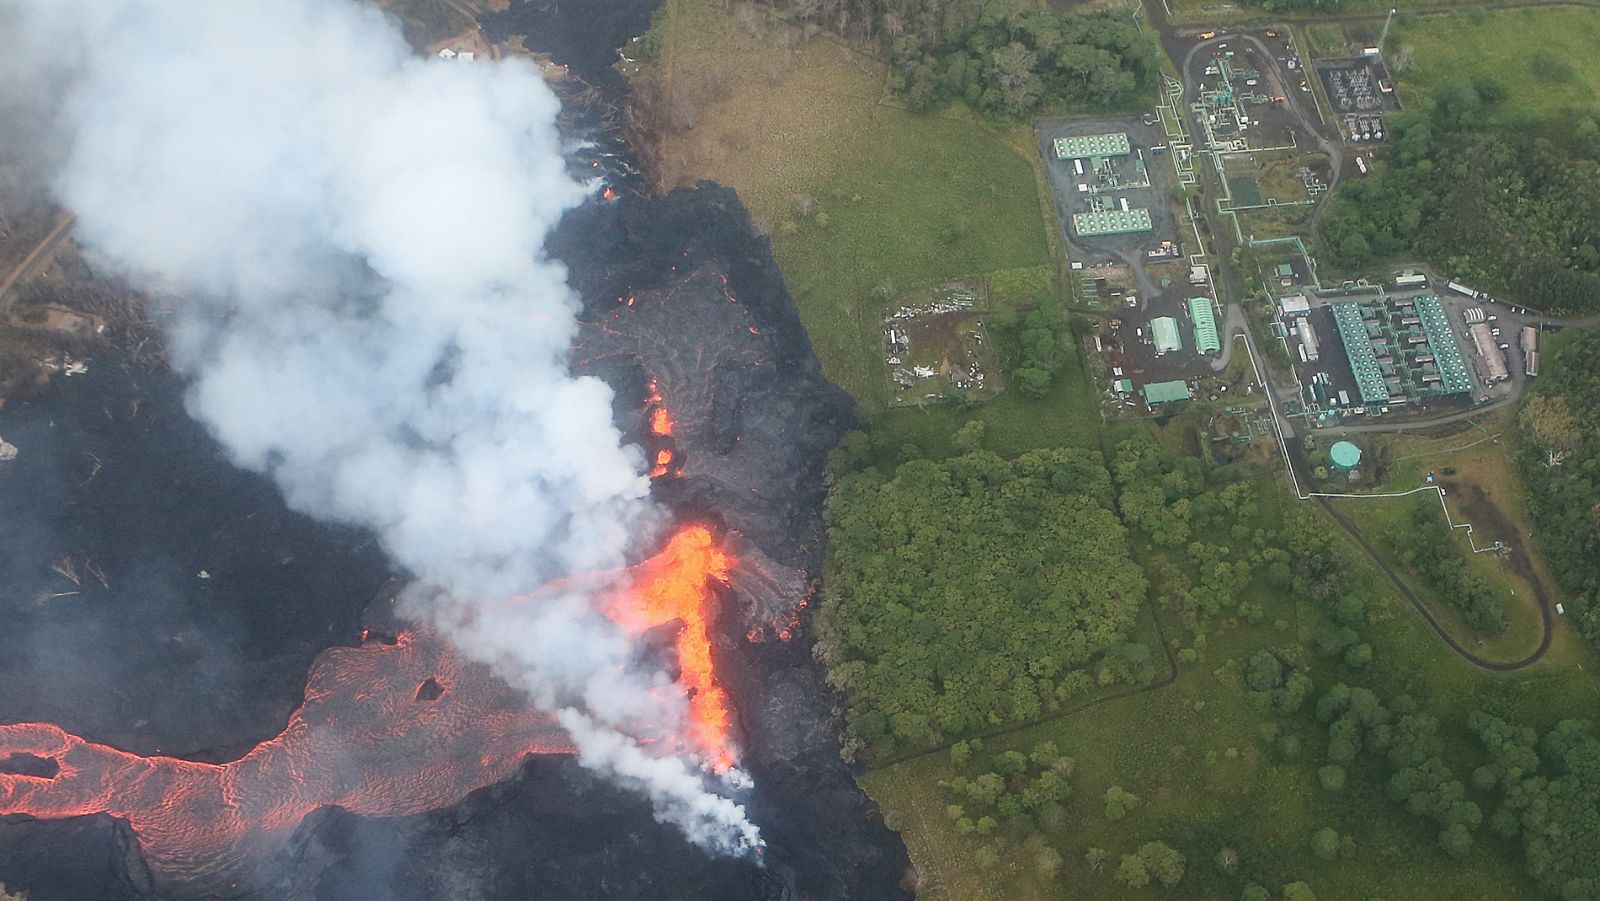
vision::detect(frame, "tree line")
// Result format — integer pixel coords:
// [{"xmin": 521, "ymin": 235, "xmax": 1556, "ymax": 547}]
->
[{"xmin": 1516, "ymin": 330, "xmax": 1600, "ymax": 647}]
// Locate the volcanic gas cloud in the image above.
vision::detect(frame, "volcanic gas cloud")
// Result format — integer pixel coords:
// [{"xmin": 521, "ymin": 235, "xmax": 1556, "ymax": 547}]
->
[{"xmin": 0, "ymin": 0, "xmax": 761, "ymax": 862}]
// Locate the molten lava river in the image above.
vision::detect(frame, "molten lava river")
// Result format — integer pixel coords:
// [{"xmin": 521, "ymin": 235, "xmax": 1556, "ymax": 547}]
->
[{"xmin": 0, "ymin": 526, "xmax": 737, "ymax": 896}]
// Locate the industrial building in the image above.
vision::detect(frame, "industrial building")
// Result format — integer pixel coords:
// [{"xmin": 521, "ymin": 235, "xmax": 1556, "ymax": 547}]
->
[
  {"xmin": 1296, "ymin": 317, "xmax": 1320, "ymax": 362},
  {"xmin": 1328, "ymin": 294, "xmax": 1473, "ymax": 409},
  {"xmin": 1054, "ymin": 132, "xmax": 1132, "ymax": 160},
  {"xmin": 1470, "ymin": 322, "xmax": 1509, "ymax": 383},
  {"xmin": 1330, "ymin": 302, "xmax": 1391, "ymax": 405},
  {"xmin": 1151, "ymin": 316, "xmax": 1183, "ymax": 355},
  {"xmin": 1413, "ymin": 296, "xmax": 1474, "ymax": 393},
  {"xmin": 1072, "ymin": 207, "xmax": 1154, "ymax": 237},
  {"xmin": 1279, "ymin": 294, "xmax": 1311, "ymax": 316},
  {"xmin": 1189, "ymin": 297, "xmax": 1221, "ymax": 355},
  {"xmin": 1142, "ymin": 380, "xmax": 1191, "ymax": 405}
]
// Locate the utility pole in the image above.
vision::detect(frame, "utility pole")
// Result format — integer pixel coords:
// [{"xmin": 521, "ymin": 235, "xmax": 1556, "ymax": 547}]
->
[{"xmin": 1377, "ymin": 8, "xmax": 1397, "ymax": 57}]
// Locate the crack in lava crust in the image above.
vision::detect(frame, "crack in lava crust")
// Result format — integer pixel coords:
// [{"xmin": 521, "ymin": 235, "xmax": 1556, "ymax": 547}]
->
[{"xmin": 0, "ymin": 527, "xmax": 737, "ymax": 897}]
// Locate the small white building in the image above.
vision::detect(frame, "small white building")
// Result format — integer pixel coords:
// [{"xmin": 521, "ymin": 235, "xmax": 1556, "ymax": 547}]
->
[{"xmin": 438, "ymin": 48, "xmax": 457, "ymax": 59}]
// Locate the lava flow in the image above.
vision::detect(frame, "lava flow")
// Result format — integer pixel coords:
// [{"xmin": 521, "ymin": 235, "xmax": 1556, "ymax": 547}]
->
[
  {"xmin": 605, "ymin": 526, "xmax": 734, "ymax": 770},
  {"xmin": 0, "ymin": 526, "xmax": 738, "ymax": 896},
  {"xmin": 645, "ymin": 379, "xmax": 678, "ymax": 478}
]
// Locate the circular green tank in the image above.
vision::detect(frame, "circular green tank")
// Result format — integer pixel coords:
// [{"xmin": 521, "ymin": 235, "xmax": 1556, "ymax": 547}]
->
[{"xmin": 1329, "ymin": 440, "xmax": 1362, "ymax": 471}]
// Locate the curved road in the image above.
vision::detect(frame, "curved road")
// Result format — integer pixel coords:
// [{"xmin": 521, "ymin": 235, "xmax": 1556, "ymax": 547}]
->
[{"xmin": 1315, "ymin": 496, "xmax": 1553, "ymax": 670}]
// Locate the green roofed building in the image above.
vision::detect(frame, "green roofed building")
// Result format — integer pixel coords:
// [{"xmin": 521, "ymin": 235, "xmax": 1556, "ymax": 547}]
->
[
  {"xmin": 1412, "ymin": 295, "xmax": 1474, "ymax": 395},
  {"xmin": 1151, "ymin": 316, "xmax": 1183, "ymax": 354},
  {"xmin": 1053, "ymin": 133, "xmax": 1132, "ymax": 160},
  {"xmin": 1189, "ymin": 297, "xmax": 1220, "ymax": 354},
  {"xmin": 1142, "ymin": 380, "xmax": 1191, "ymax": 405},
  {"xmin": 1331, "ymin": 302, "xmax": 1390, "ymax": 406},
  {"xmin": 1072, "ymin": 208, "xmax": 1153, "ymax": 237}
]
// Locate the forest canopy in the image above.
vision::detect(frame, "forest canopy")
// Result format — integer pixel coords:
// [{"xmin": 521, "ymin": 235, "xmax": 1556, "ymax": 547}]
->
[
  {"xmin": 817, "ymin": 447, "xmax": 1148, "ymax": 759},
  {"xmin": 1516, "ymin": 330, "xmax": 1600, "ymax": 646}
]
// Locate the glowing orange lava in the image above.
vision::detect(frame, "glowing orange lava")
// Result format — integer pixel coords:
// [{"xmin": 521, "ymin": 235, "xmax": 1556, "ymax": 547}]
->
[
  {"xmin": 0, "ymin": 527, "xmax": 741, "ymax": 894},
  {"xmin": 605, "ymin": 526, "xmax": 735, "ymax": 770},
  {"xmin": 644, "ymin": 382, "xmax": 678, "ymax": 479}
]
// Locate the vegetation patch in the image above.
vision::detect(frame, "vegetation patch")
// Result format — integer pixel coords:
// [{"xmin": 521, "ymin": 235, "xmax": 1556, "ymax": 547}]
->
[
  {"xmin": 1517, "ymin": 329, "xmax": 1600, "ymax": 648},
  {"xmin": 818, "ymin": 446, "xmax": 1148, "ymax": 760}
]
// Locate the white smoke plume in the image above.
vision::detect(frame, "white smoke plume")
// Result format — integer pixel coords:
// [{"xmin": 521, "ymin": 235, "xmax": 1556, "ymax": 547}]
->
[{"xmin": 0, "ymin": 0, "xmax": 760, "ymax": 853}]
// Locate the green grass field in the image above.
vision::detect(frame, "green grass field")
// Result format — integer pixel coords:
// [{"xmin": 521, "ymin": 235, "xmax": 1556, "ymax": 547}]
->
[
  {"xmin": 644, "ymin": 0, "xmax": 1052, "ymax": 408},
  {"xmin": 1391, "ymin": 7, "xmax": 1600, "ymax": 121}
]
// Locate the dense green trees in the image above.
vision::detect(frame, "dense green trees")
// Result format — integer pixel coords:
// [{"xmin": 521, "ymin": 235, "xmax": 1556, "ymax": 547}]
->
[
  {"xmin": 989, "ymin": 295, "xmax": 1073, "ymax": 399},
  {"xmin": 818, "ymin": 447, "xmax": 1147, "ymax": 757},
  {"xmin": 1516, "ymin": 330, "xmax": 1600, "ymax": 647},
  {"xmin": 941, "ymin": 740, "xmax": 1076, "ymax": 838},
  {"xmin": 1471, "ymin": 714, "xmax": 1600, "ymax": 898},
  {"xmin": 1388, "ymin": 499, "xmax": 1505, "ymax": 633},
  {"xmin": 1322, "ymin": 83, "xmax": 1600, "ymax": 314}
]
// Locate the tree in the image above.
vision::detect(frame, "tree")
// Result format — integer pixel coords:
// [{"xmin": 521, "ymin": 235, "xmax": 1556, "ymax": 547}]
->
[
  {"xmin": 1438, "ymin": 822, "xmax": 1473, "ymax": 859},
  {"xmin": 1283, "ymin": 883, "xmax": 1318, "ymax": 901},
  {"xmin": 1086, "ymin": 846, "xmax": 1108, "ymax": 872},
  {"xmin": 1116, "ymin": 853, "xmax": 1151, "ymax": 888},
  {"xmin": 1310, "ymin": 827, "xmax": 1340, "ymax": 861},
  {"xmin": 1318, "ymin": 764, "xmax": 1347, "ymax": 792},
  {"xmin": 1138, "ymin": 841, "xmax": 1186, "ymax": 887},
  {"xmin": 951, "ymin": 420, "xmax": 986, "ymax": 453},
  {"xmin": 1215, "ymin": 847, "xmax": 1240, "ymax": 875},
  {"xmin": 1242, "ymin": 887, "xmax": 1271, "ymax": 901},
  {"xmin": 1035, "ymin": 845, "xmax": 1064, "ymax": 880},
  {"xmin": 1105, "ymin": 785, "xmax": 1139, "ymax": 820}
]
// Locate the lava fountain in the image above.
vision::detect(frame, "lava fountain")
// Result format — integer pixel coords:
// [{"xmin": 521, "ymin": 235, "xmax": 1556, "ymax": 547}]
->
[{"xmin": 0, "ymin": 524, "xmax": 738, "ymax": 897}]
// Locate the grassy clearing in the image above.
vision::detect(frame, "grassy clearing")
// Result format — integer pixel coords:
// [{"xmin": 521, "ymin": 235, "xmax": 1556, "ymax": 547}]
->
[
  {"xmin": 1391, "ymin": 7, "xmax": 1600, "ymax": 121},
  {"xmin": 645, "ymin": 0, "xmax": 1052, "ymax": 408}
]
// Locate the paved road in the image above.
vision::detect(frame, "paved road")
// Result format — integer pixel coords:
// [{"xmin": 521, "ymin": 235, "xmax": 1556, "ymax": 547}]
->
[{"xmin": 0, "ymin": 211, "xmax": 74, "ymax": 316}]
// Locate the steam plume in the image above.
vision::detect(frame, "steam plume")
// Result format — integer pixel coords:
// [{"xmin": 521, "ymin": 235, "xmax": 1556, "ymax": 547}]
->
[{"xmin": 0, "ymin": 0, "xmax": 760, "ymax": 853}]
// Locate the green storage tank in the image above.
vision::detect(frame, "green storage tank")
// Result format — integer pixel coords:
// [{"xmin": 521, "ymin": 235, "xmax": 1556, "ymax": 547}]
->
[{"xmin": 1329, "ymin": 441, "xmax": 1363, "ymax": 471}]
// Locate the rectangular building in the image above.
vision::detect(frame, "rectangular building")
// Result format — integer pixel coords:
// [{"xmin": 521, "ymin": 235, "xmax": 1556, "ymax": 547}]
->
[
  {"xmin": 1151, "ymin": 316, "xmax": 1183, "ymax": 354},
  {"xmin": 1331, "ymin": 302, "xmax": 1391, "ymax": 405},
  {"xmin": 1413, "ymin": 295, "xmax": 1474, "ymax": 394},
  {"xmin": 1470, "ymin": 322, "xmax": 1509, "ymax": 382},
  {"xmin": 1142, "ymin": 380, "xmax": 1191, "ymax": 405},
  {"xmin": 1072, "ymin": 208, "xmax": 1154, "ymax": 237},
  {"xmin": 1189, "ymin": 297, "xmax": 1221, "ymax": 354},
  {"xmin": 1054, "ymin": 132, "xmax": 1132, "ymax": 160}
]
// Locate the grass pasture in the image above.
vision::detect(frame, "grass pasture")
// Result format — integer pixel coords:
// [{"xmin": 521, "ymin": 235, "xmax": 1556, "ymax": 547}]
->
[
  {"xmin": 643, "ymin": 0, "xmax": 1053, "ymax": 407},
  {"xmin": 1391, "ymin": 7, "xmax": 1600, "ymax": 122}
]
